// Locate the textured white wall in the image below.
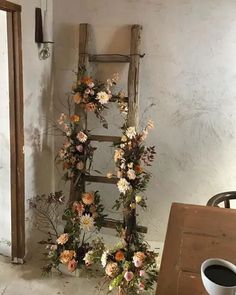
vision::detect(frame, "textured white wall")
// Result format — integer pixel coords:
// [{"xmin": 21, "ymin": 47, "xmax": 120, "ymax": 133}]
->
[
  {"xmin": 53, "ymin": 0, "xmax": 236, "ymax": 242},
  {"xmin": 0, "ymin": 10, "xmax": 11, "ymax": 256},
  {"xmin": 0, "ymin": 0, "xmax": 54, "ymax": 256}
]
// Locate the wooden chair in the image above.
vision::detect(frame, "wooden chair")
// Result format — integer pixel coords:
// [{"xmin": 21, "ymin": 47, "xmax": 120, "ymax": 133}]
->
[{"xmin": 207, "ymin": 191, "xmax": 236, "ymax": 208}]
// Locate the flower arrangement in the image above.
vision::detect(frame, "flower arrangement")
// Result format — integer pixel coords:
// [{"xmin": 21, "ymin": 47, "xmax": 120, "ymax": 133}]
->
[
  {"xmin": 72, "ymin": 73, "xmax": 119, "ymax": 128},
  {"xmin": 111, "ymin": 121, "xmax": 156, "ymax": 211},
  {"xmin": 99, "ymin": 242, "xmax": 157, "ymax": 294},
  {"xmin": 57, "ymin": 112, "xmax": 96, "ymax": 184},
  {"xmin": 41, "ymin": 192, "xmax": 106, "ymax": 273}
]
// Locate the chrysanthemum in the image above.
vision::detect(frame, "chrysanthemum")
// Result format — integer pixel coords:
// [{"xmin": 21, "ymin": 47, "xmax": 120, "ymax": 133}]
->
[
  {"xmin": 126, "ymin": 126, "xmax": 136, "ymax": 139},
  {"xmin": 117, "ymin": 178, "xmax": 131, "ymax": 194},
  {"xmin": 77, "ymin": 131, "xmax": 88, "ymax": 143},
  {"xmin": 96, "ymin": 91, "xmax": 110, "ymax": 104},
  {"xmin": 80, "ymin": 214, "xmax": 94, "ymax": 231}
]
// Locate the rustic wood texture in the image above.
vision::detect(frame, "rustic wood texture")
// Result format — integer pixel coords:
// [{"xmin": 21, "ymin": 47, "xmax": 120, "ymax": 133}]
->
[
  {"xmin": 103, "ymin": 218, "xmax": 147, "ymax": 234},
  {"xmin": 124, "ymin": 25, "xmax": 142, "ymax": 243},
  {"xmin": 70, "ymin": 23, "xmax": 90, "ymax": 202},
  {"xmin": 6, "ymin": 5, "xmax": 25, "ymax": 262},
  {"xmin": 89, "ymin": 54, "xmax": 130, "ymax": 63},
  {"xmin": 89, "ymin": 135, "xmax": 121, "ymax": 143},
  {"xmin": 0, "ymin": 0, "xmax": 21, "ymax": 12},
  {"xmin": 85, "ymin": 175, "xmax": 118, "ymax": 184},
  {"xmin": 156, "ymin": 203, "xmax": 236, "ymax": 295}
]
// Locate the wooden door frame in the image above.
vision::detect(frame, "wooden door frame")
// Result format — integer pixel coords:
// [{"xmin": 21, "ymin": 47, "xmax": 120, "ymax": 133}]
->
[{"xmin": 0, "ymin": 0, "xmax": 25, "ymax": 263}]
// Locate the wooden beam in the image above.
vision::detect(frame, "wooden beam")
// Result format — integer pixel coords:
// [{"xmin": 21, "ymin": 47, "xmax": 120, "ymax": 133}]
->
[
  {"xmin": 128, "ymin": 25, "xmax": 142, "ymax": 127},
  {"xmin": 89, "ymin": 54, "xmax": 130, "ymax": 63},
  {"xmin": 0, "ymin": 0, "xmax": 21, "ymax": 12},
  {"xmin": 89, "ymin": 135, "xmax": 121, "ymax": 143},
  {"xmin": 85, "ymin": 175, "xmax": 118, "ymax": 184},
  {"xmin": 103, "ymin": 218, "xmax": 148, "ymax": 234}
]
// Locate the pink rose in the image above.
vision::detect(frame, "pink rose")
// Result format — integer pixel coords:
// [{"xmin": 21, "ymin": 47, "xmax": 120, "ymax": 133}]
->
[
  {"xmin": 124, "ymin": 271, "xmax": 134, "ymax": 282},
  {"xmin": 76, "ymin": 145, "xmax": 84, "ymax": 153},
  {"xmin": 68, "ymin": 259, "xmax": 77, "ymax": 272},
  {"xmin": 139, "ymin": 282, "xmax": 145, "ymax": 291},
  {"xmin": 139, "ymin": 270, "xmax": 146, "ymax": 277}
]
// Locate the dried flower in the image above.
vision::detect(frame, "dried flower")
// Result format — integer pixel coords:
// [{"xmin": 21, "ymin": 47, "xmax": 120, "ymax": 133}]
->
[
  {"xmin": 86, "ymin": 102, "xmax": 96, "ymax": 112},
  {"xmin": 82, "ymin": 192, "xmax": 94, "ymax": 205},
  {"xmin": 117, "ymin": 178, "xmax": 131, "ymax": 194},
  {"xmin": 74, "ymin": 93, "xmax": 82, "ymax": 104},
  {"xmin": 72, "ymin": 201, "xmax": 84, "ymax": 216},
  {"xmin": 139, "ymin": 282, "xmax": 145, "ymax": 290},
  {"xmin": 133, "ymin": 252, "xmax": 146, "ymax": 268},
  {"xmin": 77, "ymin": 131, "xmax": 88, "ymax": 143},
  {"xmin": 114, "ymin": 149, "xmax": 124, "ymax": 162},
  {"xmin": 59, "ymin": 250, "xmax": 76, "ymax": 264},
  {"xmin": 101, "ymin": 250, "xmax": 109, "ymax": 268},
  {"xmin": 68, "ymin": 259, "xmax": 78, "ymax": 272},
  {"xmin": 106, "ymin": 172, "xmax": 113, "ymax": 179},
  {"xmin": 56, "ymin": 233, "xmax": 69, "ymax": 245},
  {"xmin": 70, "ymin": 115, "xmax": 80, "ymax": 123},
  {"xmin": 105, "ymin": 262, "xmax": 119, "ymax": 277},
  {"xmin": 96, "ymin": 91, "xmax": 110, "ymax": 104},
  {"xmin": 124, "ymin": 271, "xmax": 134, "ymax": 282},
  {"xmin": 115, "ymin": 250, "xmax": 125, "ymax": 262},
  {"xmin": 126, "ymin": 127, "xmax": 136, "ymax": 139},
  {"xmin": 135, "ymin": 195, "xmax": 142, "ymax": 203},
  {"xmin": 58, "ymin": 113, "xmax": 67, "ymax": 125},
  {"xmin": 127, "ymin": 169, "xmax": 136, "ymax": 180},
  {"xmin": 76, "ymin": 145, "xmax": 84, "ymax": 153},
  {"xmin": 76, "ymin": 161, "xmax": 84, "ymax": 170}
]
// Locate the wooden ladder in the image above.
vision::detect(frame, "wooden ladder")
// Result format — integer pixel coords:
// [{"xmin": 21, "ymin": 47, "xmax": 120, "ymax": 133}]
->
[{"xmin": 70, "ymin": 23, "xmax": 147, "ymax": 234}]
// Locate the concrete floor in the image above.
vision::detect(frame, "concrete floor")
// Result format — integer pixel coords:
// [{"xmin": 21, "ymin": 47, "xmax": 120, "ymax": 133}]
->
[{"xmin": 0, "ymin": 240, "xmax": 162, "ymax": 295}]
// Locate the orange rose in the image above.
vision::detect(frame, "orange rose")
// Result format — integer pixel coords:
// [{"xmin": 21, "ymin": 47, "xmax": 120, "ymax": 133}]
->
[
  {"xmin": 81, "ymin": 76, "xmax": 93, "ymax": 85},
  {"xmin": 115, "ymin": 250, "xmax": 125, "ymax": 262},
  {"xmin": 70, "ymin": 115, "xmax": 80, "ymax": 123},
  {"xmin": 74, "ymin": 93, "xmax": 82, "ymax": 104},
  {"xmin": 59, "ymin": 250, "xmax": 76, "ymax": 264},
  {"xmin": 82, "ymin": 192, "xmax": 95, "ymax": 205}
]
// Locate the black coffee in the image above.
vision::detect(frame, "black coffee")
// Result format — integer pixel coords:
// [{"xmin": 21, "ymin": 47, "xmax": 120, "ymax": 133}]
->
[{"xmin": 204, "ymin": 265, "xmax": 236, "ymax": 287}]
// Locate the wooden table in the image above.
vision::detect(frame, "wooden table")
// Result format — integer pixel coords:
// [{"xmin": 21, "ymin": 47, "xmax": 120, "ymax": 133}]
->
[{"xmin": 156, "ymin": 203, "xmax": 236, "ymax": 295}]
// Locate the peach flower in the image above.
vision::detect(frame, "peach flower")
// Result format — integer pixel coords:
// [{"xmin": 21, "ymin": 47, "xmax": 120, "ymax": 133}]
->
[
  {"xmin": 74, "ymin": 93, "xmax": 82, "ymax": 104},
  {"xmin": 59, "ymin": 250, "xmax": 76, "ymax": 264},
  {"xmin": 86, "ymin": 102, "xmax": 96, "ymax": 112},
  {"xmin": 82, "ymin": 192, "xmax": 94, "ymax": 205},
  {"xmin": 105, "ymin": 262, "xmax": 119, "ymax": 277},
  {"xmin": 56, "ymin": 233, "xmax": 69, "ymax": 245},
  {"xmin": 72, "ymin": 201, "xmax": 84, "ymax": 216}
]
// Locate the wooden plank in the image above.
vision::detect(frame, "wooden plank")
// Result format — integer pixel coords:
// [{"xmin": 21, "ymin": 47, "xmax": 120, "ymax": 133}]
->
[
  {"xmin": 89, "ymin": 54, "xmax": 130, "ymax": 63},
  {"xmin": 7, "ymin": 9, "xmax": 25, "ymax": 262},
  {"xmin": 103, "ymin": 218, "xmax": 148, "ymax": 234},
  {"xmin": 89, "ymin": 135, "xmax": 121, "ymax": 143},
  {"xmin": 85, "ymin": 175, "xmax": 118, "ymax": 184},
  {"xmin": 178, "ymin": 272, "xmax": 207, "ymax": 295},
  {"xmin": 0, "ymin": 0, "xmax": 21, "ymax": 12},
  {"xmin": 127, "ymin": 25, "xmax": 142, "ymax": 127},
  {"xmin": 156, "ymin": 203, "xmax": 236, "ymax": 295}
]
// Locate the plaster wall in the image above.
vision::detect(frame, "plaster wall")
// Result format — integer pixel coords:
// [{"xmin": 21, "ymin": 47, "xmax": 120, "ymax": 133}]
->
[{"xmin": 52, "ymin": 0, "xmax": 236, "ymax": 243}]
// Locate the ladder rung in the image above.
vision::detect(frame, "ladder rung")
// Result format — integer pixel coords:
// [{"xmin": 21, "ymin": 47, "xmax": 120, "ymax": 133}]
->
[
  {"xmin": 89, "ymin": 135, "xmax": 121, "ymax": 143},
  {"xmin": 103, "ymin": 218, "xmax": 148, "ymax": 234},
  {"xmin": 110, "ymin": 95, "xmax": 128, "ymax": 103},
  {"xmin": 89, "ymin": 54, "xmax": 130, "ymax": 63},
  {"xmin": 85, "ymin": 175, "xmax": 118, "ymax": 184}
]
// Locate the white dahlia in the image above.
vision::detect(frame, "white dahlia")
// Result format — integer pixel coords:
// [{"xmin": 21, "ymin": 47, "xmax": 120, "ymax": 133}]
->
[
  {"xmin": 96, "ymin": 91, "xmax": 110, "ymax": 104},
  {"xmin": 117, "ymin": 178, "xmax": 131, "ymax": 194}
]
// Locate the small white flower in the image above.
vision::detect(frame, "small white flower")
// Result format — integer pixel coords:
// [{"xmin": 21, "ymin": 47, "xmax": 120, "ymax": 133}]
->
[
  {"xmin": 117, "ymin": 178, "xmax": 131, "ymax": 194},
  {"xmin": 96, "ymin": 91, "xmax": 110, "ymax": 104},
  {"xmin": 101, "ymin": 250, "xmax": 109, "ymax": 268},
  {"xmin": 126, "ymin": 127, "xmax": 136, "ymax": 139},
  {"xmin": 106, "ymin": 172, "xmax": 113, "ymax": 179},
  {"xmin": 127, "ymin": 162, "xmax": 134, "ymax": 169},
  {"xmin": 120, "ymin": 162, "xmax": 126, "ymax": 170},
  {"xmin": 135, "ymin": 195, "xmax": 142, "ymax": 203},
  {"xmin": 127, "ymin": 169, "xmax": 136, "ymax": 180},
  {"xmin": 121, "ymin": 135, "xmax": 127, "ymax": 142},
  {"xmin": 77, "ymin": 131, "xmax": 88, "ymax": 143},
  {"xmin": 83, "ymin": 250, "xmax": 94, "ymax": 265},
  {"xmin": 80, "ymin": 214, "xmax": 94, "ymax": 231},
  {"xmin": 120, "ymin": 144, "xmax": 125, "ymax": 148}
]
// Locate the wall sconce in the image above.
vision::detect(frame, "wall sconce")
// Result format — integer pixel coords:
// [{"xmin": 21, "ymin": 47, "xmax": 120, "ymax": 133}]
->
[{"xmin": 35, "ymin": 1, "xmax": 53, "ymax": 60}]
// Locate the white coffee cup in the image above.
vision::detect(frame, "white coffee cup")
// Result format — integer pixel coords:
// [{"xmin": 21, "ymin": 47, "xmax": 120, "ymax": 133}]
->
[{"xmin": 201, "ymin": 258, "xmax": 236, "ymax": 295}]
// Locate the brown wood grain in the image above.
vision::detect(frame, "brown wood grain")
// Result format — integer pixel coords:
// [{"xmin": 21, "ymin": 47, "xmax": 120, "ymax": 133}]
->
[
  {"xmin": 156, "ymin": 203, "xmax": 236, "ymax": 295},
  {"xmin": 0, "ymin": 0, "xmax": 21, "ymax": 12},
  {"xmin": 89, "ymin": 54, "xmax": 130, "ymax": 63},
  {"xmin": 85, "ymin": 175, "xmax": 118, "ymax": 184},
  {"xmin": 89, "ymin": 134, "xmax": 121, "ymax": 143},
  {"xmin": 4, "ymin": 3, "xmax": 25, "ymax": 262}
]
